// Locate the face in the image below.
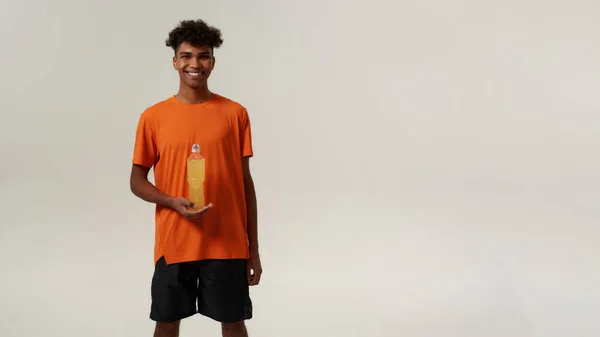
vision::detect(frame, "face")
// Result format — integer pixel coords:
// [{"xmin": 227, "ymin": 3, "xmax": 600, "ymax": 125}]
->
[{"xmin": 173, "ymin": 42, "xmax": 215, "ymax": 89}]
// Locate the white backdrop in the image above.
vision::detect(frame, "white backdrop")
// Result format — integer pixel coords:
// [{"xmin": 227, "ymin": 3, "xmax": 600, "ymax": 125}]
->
[{"xmin": 1, "ymin": 0, "xmax": 599, "ymax": 336}]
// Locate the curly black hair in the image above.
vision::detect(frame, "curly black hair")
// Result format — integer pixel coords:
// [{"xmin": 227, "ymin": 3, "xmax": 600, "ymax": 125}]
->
[{"xmin": 165, "ymin": 19, "xmax": 224, "ymax": 53}]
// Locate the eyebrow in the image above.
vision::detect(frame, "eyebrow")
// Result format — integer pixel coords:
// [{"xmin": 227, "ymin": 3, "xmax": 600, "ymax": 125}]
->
[{"xmin": 178, "ymin": 51, "xmax": 211, "ymax": 56}]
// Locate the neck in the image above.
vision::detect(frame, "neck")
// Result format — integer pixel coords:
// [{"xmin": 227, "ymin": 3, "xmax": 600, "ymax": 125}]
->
[{"xmin": 175, "ymin": 83, "xmax": 212, "ymax": 104}]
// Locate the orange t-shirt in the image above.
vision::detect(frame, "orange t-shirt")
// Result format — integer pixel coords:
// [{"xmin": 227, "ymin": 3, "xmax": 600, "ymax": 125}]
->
[{"xmin": 132, "ymin": 94, "xmax": 253, "ymax": 265}]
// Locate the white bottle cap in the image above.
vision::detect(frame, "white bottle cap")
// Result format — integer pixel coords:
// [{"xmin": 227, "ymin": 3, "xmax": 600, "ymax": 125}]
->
[{"xmin": 192, "ymin": 144, "xmax": 200, "ymax": 153}]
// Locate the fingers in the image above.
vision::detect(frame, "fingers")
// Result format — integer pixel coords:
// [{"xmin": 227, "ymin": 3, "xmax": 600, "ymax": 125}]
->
[
  {"xmin": 183, "ymin": 199, "xmax": 198, "ymax": 209},
  {"xmin": 248, "ymin": 265, "xmax": 261, "ymax": 286},
  {"xmin": 184, "ymin": 203, "xmax": 213, "ymax": 219},
  {"xmin": 249, "ymin": 269, "xmax": 261, "ymax": 286},
  {"xmin": 172, "ymin": 198, "xmax": 196, "ymax": 213}
]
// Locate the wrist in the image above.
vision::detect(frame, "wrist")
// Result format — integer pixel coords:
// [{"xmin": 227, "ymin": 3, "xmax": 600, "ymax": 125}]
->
[{"xmin": 163, "ymin": 196, "xmax": 176, "ymax": 209}]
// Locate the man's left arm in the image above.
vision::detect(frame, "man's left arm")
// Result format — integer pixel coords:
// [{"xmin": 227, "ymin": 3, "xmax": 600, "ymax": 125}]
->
[{"xmin": 243, "ymin": 156, "xmax": 262, "ymax": 286}]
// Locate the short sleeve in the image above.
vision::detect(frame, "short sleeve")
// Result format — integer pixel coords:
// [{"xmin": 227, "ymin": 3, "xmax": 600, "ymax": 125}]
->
[
  {"xmin": 240, "ymin": 108, "xmax": 254, "ymax": 158},
  {"xmin": 132, "ymin": 112, "xmax": 158, "ymax": 168}
]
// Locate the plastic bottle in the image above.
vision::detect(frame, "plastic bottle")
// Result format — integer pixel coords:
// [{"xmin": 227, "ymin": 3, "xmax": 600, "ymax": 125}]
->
[{"xmin": 186, "ymin": 143, "xmax": 205, "ymax": 209}]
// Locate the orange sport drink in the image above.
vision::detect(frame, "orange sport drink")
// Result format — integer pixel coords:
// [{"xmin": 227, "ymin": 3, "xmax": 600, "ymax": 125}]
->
[{"xmin": 187, "ymin": 143, "xmax": 205, "ymax": 209}]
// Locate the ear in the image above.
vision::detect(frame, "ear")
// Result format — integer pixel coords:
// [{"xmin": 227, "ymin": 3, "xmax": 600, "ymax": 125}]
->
[
  {"xmin": 211, "ymin": 56, "xmax": 216, "ymax": 69},
  {"xmin": 172, "ymin": 55, "xmax": 177, "ymax": 70}
]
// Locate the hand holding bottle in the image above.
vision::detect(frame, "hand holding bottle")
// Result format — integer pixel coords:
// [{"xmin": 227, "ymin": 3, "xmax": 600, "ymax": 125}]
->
[{"xmin": 169, "ymin": 197, "xmax": 213, "ymax": 220}]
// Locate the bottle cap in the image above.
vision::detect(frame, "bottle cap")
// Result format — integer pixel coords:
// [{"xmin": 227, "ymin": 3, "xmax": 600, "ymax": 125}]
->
[{"xmin": 192, "ymin": 144, "xmax": 200, "ymax": 153}]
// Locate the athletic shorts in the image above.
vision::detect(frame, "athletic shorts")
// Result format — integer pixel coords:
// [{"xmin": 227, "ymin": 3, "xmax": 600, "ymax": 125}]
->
[{"xmin": 150, "ymin": 256, "xmax": 253, "ymax": 323}]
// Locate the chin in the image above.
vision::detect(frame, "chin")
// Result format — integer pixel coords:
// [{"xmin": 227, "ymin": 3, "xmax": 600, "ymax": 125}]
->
[{"xmin": 183, "ymin": 81, "xmax": 205, "ymax": 89}]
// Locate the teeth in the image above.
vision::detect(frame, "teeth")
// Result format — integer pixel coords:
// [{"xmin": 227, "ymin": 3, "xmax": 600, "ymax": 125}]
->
[{"xmin": 187, "ymin": 72, "xmax": 202, "ymax": 76}]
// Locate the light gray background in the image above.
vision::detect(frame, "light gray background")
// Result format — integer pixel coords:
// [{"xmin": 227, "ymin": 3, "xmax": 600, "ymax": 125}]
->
[{"xmin": 1, "ymin": 0, "xmax": 599, "ymax": 336}]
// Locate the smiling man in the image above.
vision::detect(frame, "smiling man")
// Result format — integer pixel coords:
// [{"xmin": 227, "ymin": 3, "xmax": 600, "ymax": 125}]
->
[{"xmin": 129, "ymin": 19, "xmax": 262, "ymax": 337}]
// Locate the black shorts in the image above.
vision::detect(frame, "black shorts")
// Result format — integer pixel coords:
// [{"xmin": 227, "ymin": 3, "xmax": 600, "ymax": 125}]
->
[{"xmin": 150, "ymin": 256, "xmax": 253, "ymax": 323}]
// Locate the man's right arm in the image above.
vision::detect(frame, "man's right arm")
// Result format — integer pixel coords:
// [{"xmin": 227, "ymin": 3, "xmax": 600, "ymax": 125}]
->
[
  {"xmin": 129, "ymin": 164, "xmax": 174, "ymax": 208},
  {"xmin": 131, "ymin": 110, "xmax": 212, "ymax": 217},
  {"xmin": 130, "ymin": 164, "xmax": 213, "ymax": 218}
]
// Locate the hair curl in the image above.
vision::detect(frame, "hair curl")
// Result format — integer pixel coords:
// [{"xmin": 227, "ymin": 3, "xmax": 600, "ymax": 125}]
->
[{"xmin": 165, "ymin": 19, "xmax": 224, "ymax": 53}]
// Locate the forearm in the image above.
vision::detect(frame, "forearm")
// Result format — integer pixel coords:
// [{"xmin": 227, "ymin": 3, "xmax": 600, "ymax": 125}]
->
[
  {"xmin": 131, "ymin": 176, "xmax": 174, "ymax": 208},
  {"xmin": 244, "ymin": 177, "xmax": 259, "ymax": 256}
]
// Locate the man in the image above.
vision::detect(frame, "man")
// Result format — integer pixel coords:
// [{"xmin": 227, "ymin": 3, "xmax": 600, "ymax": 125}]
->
[{"xmin": 130, "ymin": 19, "xmax": 262, "ymax": 337}]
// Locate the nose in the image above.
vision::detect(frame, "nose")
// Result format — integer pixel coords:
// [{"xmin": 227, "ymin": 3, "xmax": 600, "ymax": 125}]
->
[{"xmin": 189, "ymin": 57, "xmax": 201, "ymax": 68}]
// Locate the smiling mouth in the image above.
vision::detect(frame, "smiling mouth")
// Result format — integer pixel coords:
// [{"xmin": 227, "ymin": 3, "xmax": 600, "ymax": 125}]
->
[{"xmin": 185, "ymin": 71, "xmax": 205, "ymax": 78}]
